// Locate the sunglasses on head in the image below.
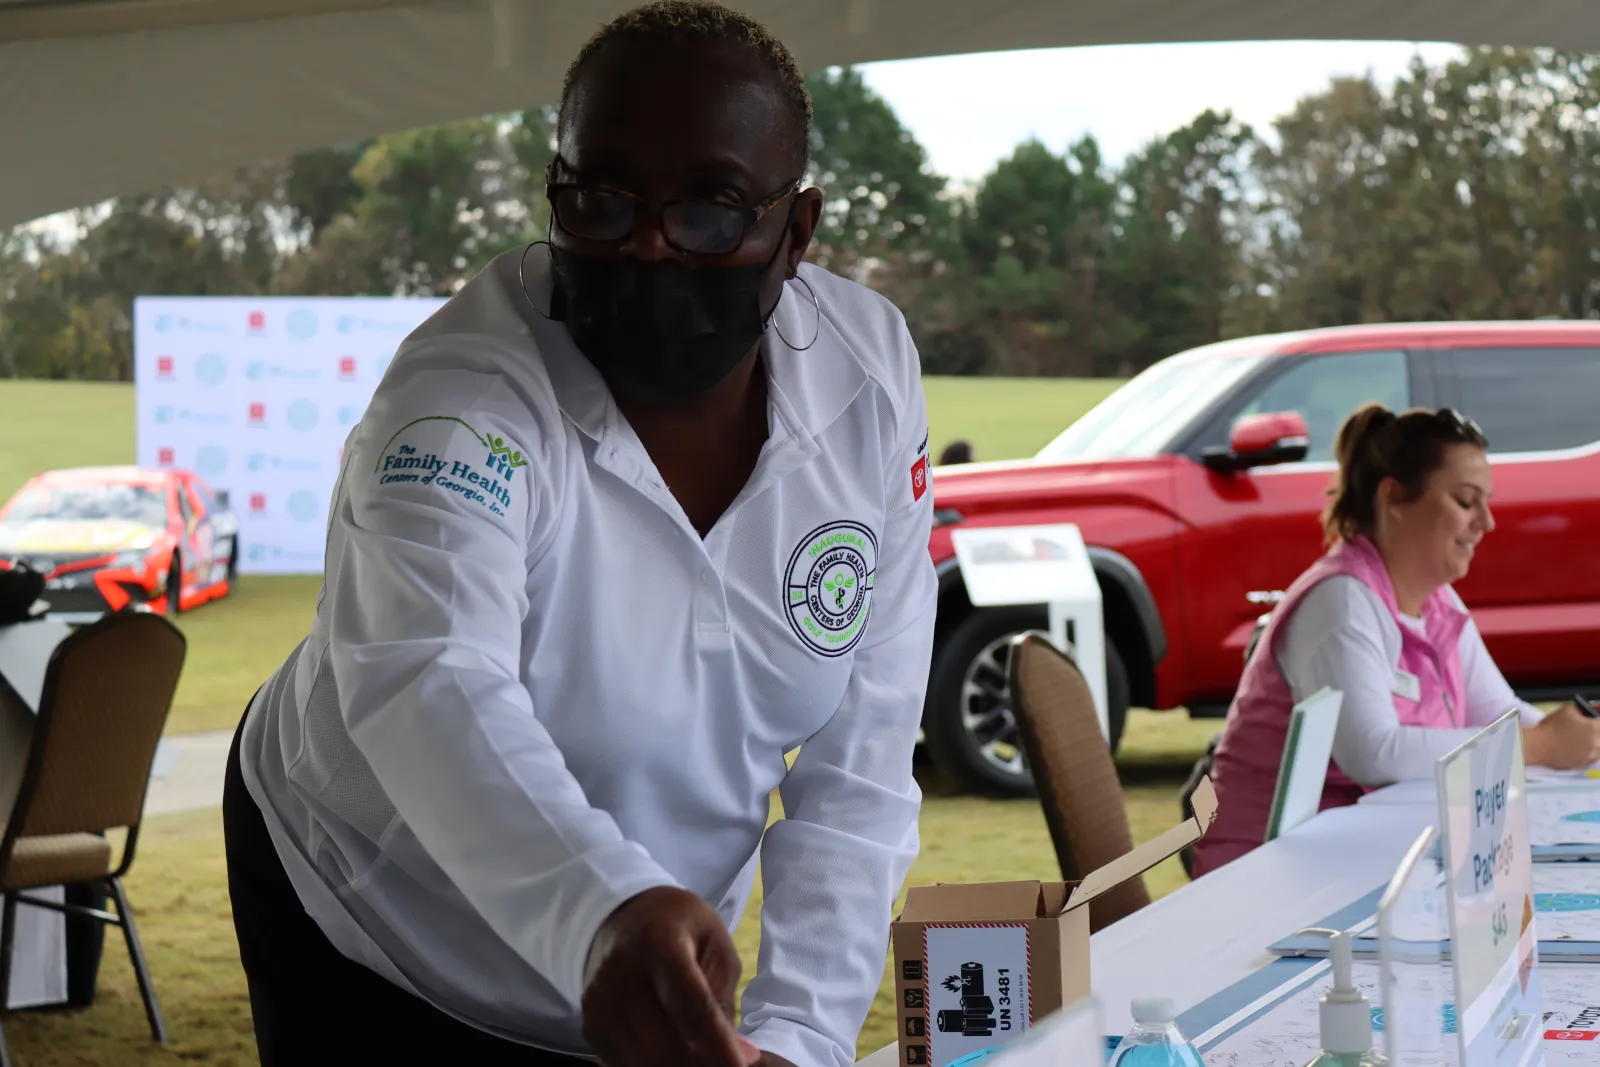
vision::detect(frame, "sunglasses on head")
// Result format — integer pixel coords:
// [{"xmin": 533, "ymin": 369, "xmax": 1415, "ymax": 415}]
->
[{"xmin": 1434, "ymin": 407, "xmax": 1485, "ymax": 441}]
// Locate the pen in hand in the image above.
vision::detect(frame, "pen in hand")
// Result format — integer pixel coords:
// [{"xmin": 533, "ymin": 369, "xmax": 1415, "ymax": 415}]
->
[{"xmin": 1564, "ymin": 694, "xmax": 1600, "ymax": 777}]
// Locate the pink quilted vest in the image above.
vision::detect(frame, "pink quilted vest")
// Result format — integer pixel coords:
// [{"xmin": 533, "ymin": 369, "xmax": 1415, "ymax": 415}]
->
[{"xmin": 1191, "ymin": 535, "xmax": 1468, "ymax": 877}]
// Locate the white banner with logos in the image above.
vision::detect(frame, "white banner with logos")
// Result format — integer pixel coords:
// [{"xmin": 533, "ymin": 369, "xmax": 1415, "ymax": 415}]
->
[{"xmin": 133, "ymin": 296, "xmax": 446, "ymax": 575}]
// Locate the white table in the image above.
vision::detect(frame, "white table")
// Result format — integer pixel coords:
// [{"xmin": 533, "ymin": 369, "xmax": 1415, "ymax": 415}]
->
[
  {"xmin": 858, "ymin": 798, "xmax": 1438, "ymax": 1066},
  {"xmin": 0, "ymin": 619, "xmax": 75, "ymax": 1009},
  {"xmin": 1358, "ymin": 768, "xmax": 1599, "ymax": 807},
  {"xmin": 1357, "ymin": 779, "xmax": 1436, "ymax": 806},
  {"xmin": 1, "ymin": 659, "xmax": 68, "ymax": 1009}
]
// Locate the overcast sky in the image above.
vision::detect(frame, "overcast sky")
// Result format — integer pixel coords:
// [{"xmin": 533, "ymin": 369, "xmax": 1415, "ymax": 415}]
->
[{"xmin": 855, "ymin": 40, "xmax": 1467, "ymax": 185}]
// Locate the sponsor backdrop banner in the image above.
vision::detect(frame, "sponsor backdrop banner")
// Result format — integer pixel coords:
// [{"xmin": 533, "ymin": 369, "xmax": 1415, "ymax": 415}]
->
[{"xmin": 134, "ymin": 296, "xmax": 446, "ymax": 575}]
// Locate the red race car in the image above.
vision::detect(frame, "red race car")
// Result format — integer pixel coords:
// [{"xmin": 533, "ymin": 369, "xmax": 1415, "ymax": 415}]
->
[{"xmin": 0, "ymin": 466, "xmax": 239, "ymax": 622}]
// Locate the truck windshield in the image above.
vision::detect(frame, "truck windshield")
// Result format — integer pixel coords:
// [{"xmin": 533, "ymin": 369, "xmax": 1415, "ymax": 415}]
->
[{"xmin": 1036, "ymin": 353, "xmax": 1267, "ymax": 461}]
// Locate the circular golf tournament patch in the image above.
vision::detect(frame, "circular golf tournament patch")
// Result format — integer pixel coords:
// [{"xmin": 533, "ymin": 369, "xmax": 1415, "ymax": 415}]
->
[{"xmin": 784, "ymin": 521, "xmax": 877, "ymax": 657}]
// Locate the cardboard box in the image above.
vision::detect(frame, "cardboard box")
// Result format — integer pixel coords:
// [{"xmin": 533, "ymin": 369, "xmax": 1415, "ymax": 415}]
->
[{"xmin": 890, "ymin": 777, "xmax": 1218, "ymax": 1067}]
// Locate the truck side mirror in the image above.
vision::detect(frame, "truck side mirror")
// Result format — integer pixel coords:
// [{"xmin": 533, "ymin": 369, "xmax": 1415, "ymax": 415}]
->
[{"xmin": 1202, "ymin": 411, "xmax": 1311, "ymax": 474}]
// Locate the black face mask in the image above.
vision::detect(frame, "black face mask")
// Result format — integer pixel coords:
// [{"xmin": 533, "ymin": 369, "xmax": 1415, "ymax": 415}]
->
[{"xmin": 549, "ymin": 234, "xmax": 788, "ymax": 405}]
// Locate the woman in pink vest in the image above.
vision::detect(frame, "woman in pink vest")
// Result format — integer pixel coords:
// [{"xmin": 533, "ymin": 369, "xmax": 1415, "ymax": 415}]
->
[{"xmin": 1192, "ymin": 404, "xmax": 1600, "ymax": 876}]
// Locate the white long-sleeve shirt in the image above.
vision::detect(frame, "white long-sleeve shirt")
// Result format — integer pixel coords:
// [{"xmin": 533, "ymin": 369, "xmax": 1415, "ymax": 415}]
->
[
  {"xmin": 238, "ymin": 248, "xmax": 936, "ymax": 1067},
  {"xmin": 1276, "ymin": 575, "xmax": 1541, "ymax": 787}
]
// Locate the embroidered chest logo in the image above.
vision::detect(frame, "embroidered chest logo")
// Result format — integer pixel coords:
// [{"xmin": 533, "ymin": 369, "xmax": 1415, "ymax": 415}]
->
[{"xmin": 784, "ymin": 520, "xmax": 878, "ymax": 657}]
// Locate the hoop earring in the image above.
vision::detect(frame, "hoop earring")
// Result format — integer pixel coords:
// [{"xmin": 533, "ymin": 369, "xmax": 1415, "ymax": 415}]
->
[
  {"xmin": 773, "ymin": 272, "xmax": 820, "ymax": 352},
  {"xmin": 517, "ymin": 240, "xmax": 555, "ymax": 320}
]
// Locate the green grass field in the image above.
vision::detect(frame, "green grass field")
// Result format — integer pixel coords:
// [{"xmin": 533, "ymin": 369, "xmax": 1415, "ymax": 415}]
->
[
  {"xmin": 0, "ymin": 376, "xmax": 1123, "ymax": 733},
  {"xmin": 0, "ymin": 376, "xmax": 1119, "ymax": 504},
  {"xmin": 922, "ymin": 376, "xmax": 1120, "ymax": 462}
]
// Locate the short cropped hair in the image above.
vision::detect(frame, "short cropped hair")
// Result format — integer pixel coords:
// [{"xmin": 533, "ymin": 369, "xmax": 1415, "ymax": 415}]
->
[{"xmin": 558, "ymin": 1, "xmax": 813, "ymax": 174}]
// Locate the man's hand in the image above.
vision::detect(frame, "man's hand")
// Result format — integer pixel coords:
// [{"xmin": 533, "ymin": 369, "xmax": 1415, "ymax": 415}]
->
[
  {"xmin": 757, "ymin": 1052, "xmax": 800, "ymax": 1067},
  {"xmin": 582, "ymin": 886, "xmax": 762, "ymax": 1067},
  {"xmin": 1524, "ymin": 704, "xmax": 1600, "ymax": 770}
]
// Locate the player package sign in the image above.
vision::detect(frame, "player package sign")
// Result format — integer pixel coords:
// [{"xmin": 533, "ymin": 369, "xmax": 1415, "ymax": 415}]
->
[{"xmin": 891, "ymin": 779, "xmax": 1218, "ymax": 1067}]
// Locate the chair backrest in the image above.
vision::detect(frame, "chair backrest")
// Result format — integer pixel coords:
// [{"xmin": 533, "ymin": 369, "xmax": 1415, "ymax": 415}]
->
[
  {"xmin": 4, "ymin": 612, "xmax": 185, "ymax": 843},
  {"xmin": 1008, "ymin": 632, "xmax": 1149, "ymax": 932}
]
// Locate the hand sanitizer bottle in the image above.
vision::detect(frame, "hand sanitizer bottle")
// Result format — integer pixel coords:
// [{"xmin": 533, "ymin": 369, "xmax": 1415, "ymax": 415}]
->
[
  {"xmin": 1107, "ymin": 997, "xmax": 1203, "ymax": 1067},
  {"xmin": 1298, "ymin": 928, "xmax": 1387, "ymax": 1067}
]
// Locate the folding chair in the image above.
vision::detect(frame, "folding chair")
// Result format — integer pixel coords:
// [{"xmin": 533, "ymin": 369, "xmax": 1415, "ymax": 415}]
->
[
  {"xmin": 1007, "ymin": 632, "xmax": 1149, "ymax": 932},
  {"xmin": 0, "ymin": 611, "xmax": 186, "ymax": 1066}
]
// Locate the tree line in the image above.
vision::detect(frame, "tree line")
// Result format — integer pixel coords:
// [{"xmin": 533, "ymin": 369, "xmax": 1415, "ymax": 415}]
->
[{"xmin": 4, "ymin": 45, "xmax": 1600, "ymax": 382}]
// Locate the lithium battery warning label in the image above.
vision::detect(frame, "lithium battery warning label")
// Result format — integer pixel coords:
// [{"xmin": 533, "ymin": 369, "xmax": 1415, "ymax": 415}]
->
[{"xmin": 921, "ymin": 924, "xmax": 1031, "ymax": 1067}]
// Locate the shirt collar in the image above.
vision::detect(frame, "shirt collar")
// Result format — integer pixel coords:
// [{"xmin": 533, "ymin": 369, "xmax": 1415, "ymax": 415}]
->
[
  {"xmin": 493, "ymin": 246, "xmax": 612, "ymax": 441},
  {"xmin": 760, "ymin": 264, "xmax": 868, "ymax": 439}
]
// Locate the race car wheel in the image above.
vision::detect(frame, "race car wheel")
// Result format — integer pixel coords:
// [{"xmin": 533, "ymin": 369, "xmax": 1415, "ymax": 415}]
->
[
  {"xmin": 165, "ymin": 555, "xmax": 182, "ymax": 616},
  {"xmin": 222, "ymin": 540, "xmax": 239, "ymax": 596}
]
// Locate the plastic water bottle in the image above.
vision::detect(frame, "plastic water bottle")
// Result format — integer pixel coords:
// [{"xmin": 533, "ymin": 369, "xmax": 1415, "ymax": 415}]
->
[{"xmin": 1107, "ymin": 997, "xmax": 1205, "ymax": 1067}]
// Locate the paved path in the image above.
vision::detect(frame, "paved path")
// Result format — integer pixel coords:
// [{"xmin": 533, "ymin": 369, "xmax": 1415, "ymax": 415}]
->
[{"xmin": 145, "ymin": 728, "xmax": 233, "ymax": 818}]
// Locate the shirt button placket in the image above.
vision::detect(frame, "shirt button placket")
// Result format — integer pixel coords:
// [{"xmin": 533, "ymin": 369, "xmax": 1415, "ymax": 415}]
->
[{"xmin": 695, "ymin": 565, "xmax": 731, "ymax": 651}]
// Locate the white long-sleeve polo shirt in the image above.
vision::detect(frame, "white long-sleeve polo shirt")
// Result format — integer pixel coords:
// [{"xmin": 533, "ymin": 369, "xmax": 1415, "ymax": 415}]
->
[
  {"xmin": 1276, "ymin": 575, "xmax": 1543, "ymax": 787},
  {"xmin": 237, "ymin": 247, "xmax": 937, "ymax": 1067}
]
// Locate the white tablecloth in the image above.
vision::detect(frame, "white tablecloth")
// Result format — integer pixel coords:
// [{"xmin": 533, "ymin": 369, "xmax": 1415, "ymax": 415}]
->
[
  {"xmin": 858, "ymin": 791, "xmax": 1438, "ymax": 1065},
  {"xmin": 2, "ymin": 680, "xmax": 68, "ymax": 1010},
  {"xmin": 1, "ymin": 619, "xmax": 75, "ymax": 1010}
]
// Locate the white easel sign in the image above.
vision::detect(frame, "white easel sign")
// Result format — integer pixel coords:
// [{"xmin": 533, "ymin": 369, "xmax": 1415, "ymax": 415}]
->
[
  {"xmin": 948, "ymin": 524, "xmax": 1106, "ymax": 739},
  {"xmin": 1435, "ymin": 711, "xmax": 1543, "ymax": 1067}
]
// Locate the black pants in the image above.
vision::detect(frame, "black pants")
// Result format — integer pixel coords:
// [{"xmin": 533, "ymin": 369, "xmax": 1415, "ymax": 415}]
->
[{"xmin": 223, "ymin": 706, "xmax": 588, "ymax": 1065}]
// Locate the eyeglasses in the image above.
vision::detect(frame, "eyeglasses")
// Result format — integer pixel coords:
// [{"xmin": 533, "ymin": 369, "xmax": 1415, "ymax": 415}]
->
[
  {"xmin": 1435, "ymin": 407, "xmax": 1485, "ymax": 441},
  {"xmin": 545, "ymin": 167, "xmax": 800, "ymax": 256}
]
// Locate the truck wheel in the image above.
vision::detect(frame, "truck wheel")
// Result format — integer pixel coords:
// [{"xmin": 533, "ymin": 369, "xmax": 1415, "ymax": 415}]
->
[{"xmin": 924, "ymin": 607, "xmax": 1130, "ymax": 796}]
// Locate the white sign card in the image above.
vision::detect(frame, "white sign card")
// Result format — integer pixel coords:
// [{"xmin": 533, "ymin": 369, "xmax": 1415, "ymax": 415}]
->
[
  {"xmin": 1527, "ymin": 790, "xmax": 1600, "ymax": 849},
  {"xmin": 947, "ymin": 524, "xmax": 1106, "ymax": 737},
  {"xmin": 1435, "ymin": 712, "xmax": 1544, "ymax": 1067},
  {"xmin": 977, "ymin": 999, "xmax": 1103, "ymax": 1067},
  {"xmin": 1265, "ymin": 686, "xmax": 1344, "ymax": 842},
  {"xmin": 922, "ymin": 924, "xmax": 1033, "ymax": 1067}
]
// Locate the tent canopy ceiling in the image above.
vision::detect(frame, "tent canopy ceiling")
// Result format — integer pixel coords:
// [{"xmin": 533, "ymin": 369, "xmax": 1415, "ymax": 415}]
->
[{"xmin": 0, "ymin": 0, "xmax": 1593, "ymax": 229}]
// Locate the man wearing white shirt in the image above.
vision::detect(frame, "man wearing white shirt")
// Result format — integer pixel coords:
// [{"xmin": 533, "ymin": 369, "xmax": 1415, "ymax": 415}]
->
[{"xmin": 221, "ymin": 3, "xmax": 936, "ymax": 1066}]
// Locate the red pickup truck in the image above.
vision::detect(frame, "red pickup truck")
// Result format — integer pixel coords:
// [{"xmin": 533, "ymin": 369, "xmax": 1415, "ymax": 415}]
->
[{"xmin": 924, "ymin": 322, "xmax": 1600, "ymax": 794}]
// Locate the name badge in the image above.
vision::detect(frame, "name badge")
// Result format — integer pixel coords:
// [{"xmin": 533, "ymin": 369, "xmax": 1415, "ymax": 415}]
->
[{"xmin": 1392, "ymin": 669, "xmax": 1422, "ymax": 702}]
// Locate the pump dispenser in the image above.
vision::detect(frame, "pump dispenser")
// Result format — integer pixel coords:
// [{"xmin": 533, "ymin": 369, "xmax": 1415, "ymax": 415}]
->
[{"xmin": 1298, "ymin": 927, "xmax": 1386, "ymax": 1067}]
